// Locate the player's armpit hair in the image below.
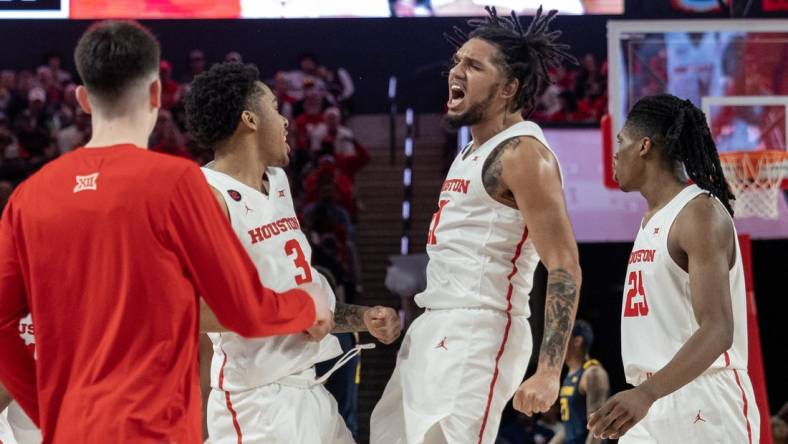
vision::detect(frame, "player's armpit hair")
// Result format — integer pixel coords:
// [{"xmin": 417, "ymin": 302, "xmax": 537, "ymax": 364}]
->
[
  {"xmin": 445, "ymin": 6, "xmax": 578, "ymax": 115},
  {"xmin": 540, "ymin": 268, "xmax": 578, "ymax": 369},
  {"xmin": 332, "ymin": 302, "xmax": 368, "ymax": 333}
]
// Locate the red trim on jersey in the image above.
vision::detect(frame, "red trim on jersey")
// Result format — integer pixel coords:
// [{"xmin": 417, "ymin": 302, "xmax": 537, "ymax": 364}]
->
[
  {"xmin": 219, "ymin": 345, "xmax": 243, "ymax": 444},
  {"xmin": 724, "ymin": 351, "xmax": 731, "ymax": 367},
  {"xmin": 733, "ymin": 369, "xmax": 753, "ymax": 444},
  {"xmin": 478, "ymin": 228, "xmax": 529, "ymax": 444}
]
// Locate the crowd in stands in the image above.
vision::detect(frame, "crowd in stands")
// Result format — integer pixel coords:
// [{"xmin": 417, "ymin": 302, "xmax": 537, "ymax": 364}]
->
[
  {"xmin": 531, "ymin": 53, "xmax": 607, "ymax": 124},
  {"xmin": 0, "ymin": 49, "xmax": 367, "ymax": 303}
]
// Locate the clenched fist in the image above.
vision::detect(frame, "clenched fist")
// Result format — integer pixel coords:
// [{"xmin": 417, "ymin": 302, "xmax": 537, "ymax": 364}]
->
[
  {"xmin": 513, "ymin": 371, "xmax": 560, "ymax": 416},
  {"xmin": 363, "ymin": 306, "xmax": 401, "ymax": 344}
]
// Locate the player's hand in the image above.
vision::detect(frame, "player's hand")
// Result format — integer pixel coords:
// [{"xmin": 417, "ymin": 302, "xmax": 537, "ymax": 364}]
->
[
  {"xmin": 363, "ymin": 306, "xmax": 401, "ymax": 344},
  {"xmin": 304, "ymin": 303, "xmax": 333, "ymax": 342},
  {"xmin": 587, "ymin": 387, "xmax": 654, "ymax": 440},
  {"xmin": 513, "ymin": 370, "xmax": 560, "ymax": 416},
  {"xmin": 299, "ymin": 282, "xmax": 334, "ymax": 342}
]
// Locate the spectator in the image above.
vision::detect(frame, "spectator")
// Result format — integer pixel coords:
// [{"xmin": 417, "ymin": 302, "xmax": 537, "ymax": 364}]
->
[
  {"xmin": 40, "ymin": 52, "xmax": 72, "ymax": 86},
  {"xmin": 272, "ymin": 71, "xmax": 296, "ymax": 120},
  {"xmin": 183, "ymin": 49, "xmax": 207, "ymax": 84},
  {"xmin": 286, "ymin": 52, "xmax": 326, "ymax": 100},
  {"xmin": 36, "ymin": 66, "xmax": 61, "ymax": 107},
  {"xmin": 25, "ymin": 87, "xmax": 52, "ymax": 130},
  {"xmin": 6, "ymin": 70, "xmax": 34, "ymax": 121},
  {"xmin": 14, "ymin": 109, "xmax": 52, "ymax": 159},
  {"xmin": 52, "ymin": 83, "xmax": 78, "ymax": 130},
  {"xmin": 294, "ymin": 85, "xmax": 329, "ymax": 150},
  {"xmin": 150, "ymin": 110, "xmax": 192, "ymax": 159},
  {"xmin": 308, "ymin": 106, "xmax": 355, "ymax": 153},
  {"xmin": 303, "ymin": 155, "xmax": 356, "ymax": 218},
  {"xmin": 56, "ymin": 108, "xmax": 90, "ymax": 154},
  {"xmin": 160, "ymin": 60, "xmax": 182, "ymax": 110},
  {"xmin": 316, "ymin": 64, "xmax": 355, "ymax": 116},
  {"xmin": 224, "ymin": 51, "xmax": 242, "ymax": 63},
  {"xmin": 0, "ymin": 71, "xmax": 14, "ymax": 113}
]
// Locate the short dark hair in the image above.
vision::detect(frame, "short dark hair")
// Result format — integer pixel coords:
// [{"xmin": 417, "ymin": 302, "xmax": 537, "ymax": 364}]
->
[
  {"xmin": 445, "ymin": 6, "xmax": 577, "ymax": 115},
  {"xmin": 74, "ymin": 20, "xmax": 160, "ymax": 105},
  {"xmin": 626, "ymin": 94, "xmax": 735, "ymax": 215},
  {"xmin": 572, "ymin": 319, "xmax": 594, "ymax": 353},
  {"xmin": 185, "ymin": 62, "xmax": 264, "ymax": 150}
]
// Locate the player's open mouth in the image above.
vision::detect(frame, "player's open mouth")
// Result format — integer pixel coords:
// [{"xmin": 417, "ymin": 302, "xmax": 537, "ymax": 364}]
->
[{"xmin": 447, "ymin": 83, "xmax": 466, "ymax": 109}]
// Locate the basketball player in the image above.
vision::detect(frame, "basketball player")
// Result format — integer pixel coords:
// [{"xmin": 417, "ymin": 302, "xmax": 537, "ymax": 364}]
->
[
  {"xmin": 551, "ymin": 320, "xmax": 609, "ymax": 444},
  {"xmin": 0, "ymin": 21, "xmax": 327, "ymax": 443},
  {"xmin": 184, "ymin": 62, "xmax": 401, "ymax": 443},
  {"xmin": 371, "ymin": 7, "xmax": 582, "ymax": 443},
  {"xmin": 0, "ymin": 317, "xmax": 40, "ymax": 444},
  {"xmin": 588, "ymin": 94, "xmax": 760, "ymax": 443}
]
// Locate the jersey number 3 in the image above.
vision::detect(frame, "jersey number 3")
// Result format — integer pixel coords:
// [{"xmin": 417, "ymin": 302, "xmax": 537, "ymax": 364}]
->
[
  {"xmin": 623, "ymin": 270, "xmax": 649, "ymax": 317},
  {"xmin": 284, "ymin": 239, "xmax": 313, "ymax": 285}
]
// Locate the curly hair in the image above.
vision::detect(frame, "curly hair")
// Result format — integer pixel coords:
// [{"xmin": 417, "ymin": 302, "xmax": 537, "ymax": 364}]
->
[
  {"xmin": 185, "ymin": 62, "xmax": 264, "ymax": 149},
  {"xmin": 445, "ymin": 6, "xmax": 577, "ymax": 115}
]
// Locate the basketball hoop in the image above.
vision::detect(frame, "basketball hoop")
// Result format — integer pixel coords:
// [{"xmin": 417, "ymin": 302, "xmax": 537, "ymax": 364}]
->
[{"xmin": 719, "ymin": 150, "xmax": 788, "ymax": 219}]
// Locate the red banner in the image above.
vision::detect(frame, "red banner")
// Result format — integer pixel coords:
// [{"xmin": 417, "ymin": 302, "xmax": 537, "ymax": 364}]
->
[
  {"xmin": 763, "ymin": 0, "xmax": 788, "ymax": 11},
  {"xmin": 70, "ymin": 0, "xmax": 241, "ymax": 19}
]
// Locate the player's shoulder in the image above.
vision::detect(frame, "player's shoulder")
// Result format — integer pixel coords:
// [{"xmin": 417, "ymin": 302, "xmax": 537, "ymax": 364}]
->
[
  {"xmin": 580, "ymin": 360, "xmax": 608, "ymax": 385},
  {"xmin": 674, "ymin": 192, "xmax": 734, "ymax": 243}
]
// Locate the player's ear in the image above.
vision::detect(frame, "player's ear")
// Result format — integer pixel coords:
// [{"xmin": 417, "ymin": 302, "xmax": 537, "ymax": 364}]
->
[
  {"xmin": 149, "ymin": 78, "xmax": 161, "ymax": 110},
  {"xmin": 75, "ymin": 86, "xmax": 92, "ymax": 114},
  {"xmin": 639, "ymin": 136, "xmax": 653, "ymax": 158},
  {"xmin": 500, "ymin": 78, "xmax": 519, "ymax": 102},
  {"xmin": 241, "ymin": 110, "xmax": 257, "ymax": 131}
]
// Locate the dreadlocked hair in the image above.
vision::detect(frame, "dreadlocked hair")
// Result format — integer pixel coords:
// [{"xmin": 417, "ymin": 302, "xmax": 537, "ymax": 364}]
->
[
  {"xmin": 444, "ymin": 5, "xmax": 578, "ymax": 116},
  {"xmin": 626, "ymin": 94, "xmax": 736, "ymax": 215}
]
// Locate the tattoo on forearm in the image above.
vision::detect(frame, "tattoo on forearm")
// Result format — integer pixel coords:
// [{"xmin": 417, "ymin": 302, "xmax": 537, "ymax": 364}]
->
[
  {"xmin": 332, "ymin": 302, "xmax": 368, "ymax": 333},
  {"xmin": 540, "ymin": 268, "xmax": 578, "ymax": 368},
  {"xmin": 481, "ymin": 137, "xmax": 520, "ymax": 207}
]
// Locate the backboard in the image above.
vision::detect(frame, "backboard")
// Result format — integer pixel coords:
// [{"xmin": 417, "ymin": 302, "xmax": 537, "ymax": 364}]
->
[{"xmin": 604, "ymin": 20, "xmax": 788, "ymax": 190}]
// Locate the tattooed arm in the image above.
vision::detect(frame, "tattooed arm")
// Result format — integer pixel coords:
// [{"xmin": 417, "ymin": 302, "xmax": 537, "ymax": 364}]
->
[
  {"xmin": 332, "ymin": 303, "xmax": 369, "ymax": 333},
  {"xmin": 484, "ymin": 136, "xmax": 582, "ymax": 415},
  {"xmin": 332, "ymin": 302, "xmax": 401, "ymax": 344},
  {"xmin": 580, "ymin": 365, "xmax": 609, "ymax": 444}
]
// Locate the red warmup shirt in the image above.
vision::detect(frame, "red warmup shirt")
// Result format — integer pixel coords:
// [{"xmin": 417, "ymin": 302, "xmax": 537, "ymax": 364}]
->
[{"xmin": 0, "ymin": 144, "xmax": 316, "ymax": 443}]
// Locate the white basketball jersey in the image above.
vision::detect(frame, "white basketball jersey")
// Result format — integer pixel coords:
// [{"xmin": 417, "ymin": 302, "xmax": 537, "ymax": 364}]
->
[
  {"xmin": 415, "ymin": 121, "xmax": 563, "ymax": 317},
  {"xmin": 0, "ymin": 315, "xmax": 41, "ymax": 443},
  {"xmin": 621, "ymin": 185, "xmax": 749, "ymax": 385},
  {"xmin": 202, "ymin": 167, "xmax": 341, "ymax": 392}
]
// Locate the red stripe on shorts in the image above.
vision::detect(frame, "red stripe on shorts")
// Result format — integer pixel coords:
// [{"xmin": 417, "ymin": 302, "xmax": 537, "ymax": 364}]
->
[
  {"xmin": 477, "ymin": 228, "xmax": 529, "ymax": 444},
  {"xmin": 733, "ymin": 369, "xmax": 753, "ymax": 444},
  {"xmin": 219, "ymin": 344, "xmax": 243, "ymax": 444},
  {"xmin": 724, "ymin": 351, "xmax": 730, "ymax": 367}
]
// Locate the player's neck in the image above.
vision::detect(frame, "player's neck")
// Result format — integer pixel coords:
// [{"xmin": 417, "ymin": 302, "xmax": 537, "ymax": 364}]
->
[
  {"xmin": 211, "ymin": 142, "xmax": 268, "ymax": 194},
  {"xmin": 566, "ymin": 353, "xmax": 585, "ymax": 372},
  {"xmin": 470, "ymin": 111, "xmax": 523, "ymax": 149},
  {"xmin": 640, "ymin": 168, "xmax": 687, "ymax": 213},
  {"xmin": 84, "ymin": 112, "xmax": 152, "ymax": 149}
]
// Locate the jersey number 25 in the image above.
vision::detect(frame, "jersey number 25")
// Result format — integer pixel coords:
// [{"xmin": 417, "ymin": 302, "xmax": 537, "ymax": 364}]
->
[{"xmin": 623, "ymin": 270, "xmax": 649, "ymax": 317}]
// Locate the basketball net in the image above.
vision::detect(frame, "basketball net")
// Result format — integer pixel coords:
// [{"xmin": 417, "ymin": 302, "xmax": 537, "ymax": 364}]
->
[{"xmin": 719, "ymin": 150, "xmax": 788, "ymax": 219}]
